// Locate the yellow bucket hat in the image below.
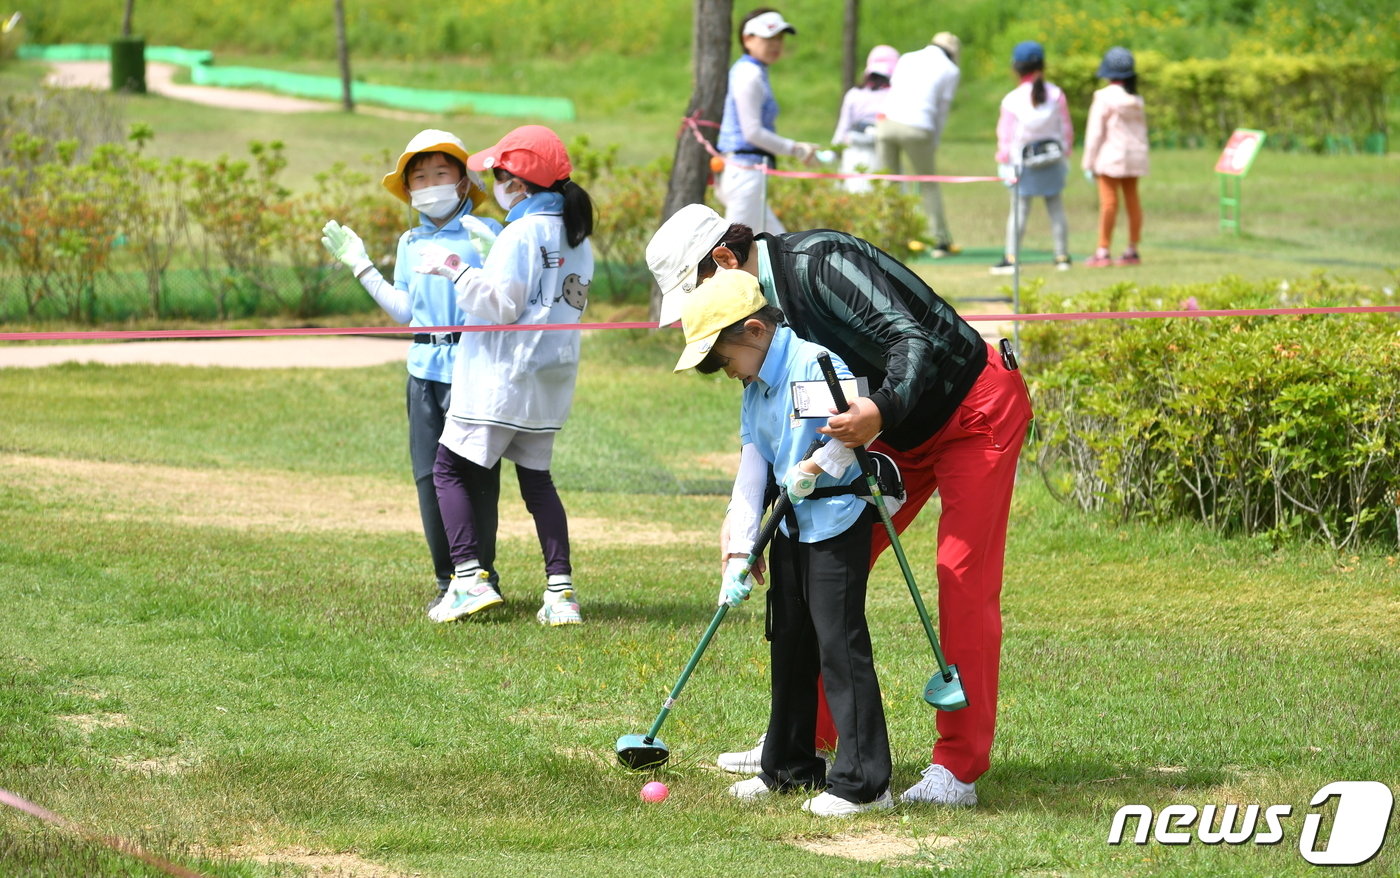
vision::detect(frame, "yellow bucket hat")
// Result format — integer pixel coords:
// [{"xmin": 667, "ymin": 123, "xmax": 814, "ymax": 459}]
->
[
  {"xmin": 381, "ymin": 129, "xmax": 487, "ymax": 210},
  {"xmin": 674, "ymin": 269, "xmax": 768, "ymax": 372}
]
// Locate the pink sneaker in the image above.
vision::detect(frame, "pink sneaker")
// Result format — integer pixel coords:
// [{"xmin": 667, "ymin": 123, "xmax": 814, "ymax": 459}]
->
[
  {"xmin": 1115, "ymin": 251, "xmax": 1141, "ymax": 266},
  {"xmin": 1084, "ymin": 253, "xmax": 1113, "ymax": 268}
]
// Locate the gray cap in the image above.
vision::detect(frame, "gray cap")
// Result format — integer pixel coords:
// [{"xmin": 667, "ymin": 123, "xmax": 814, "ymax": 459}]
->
[{"xmin": 1097, "ymin": 46, "xmax": 1135, "ymax": 79}]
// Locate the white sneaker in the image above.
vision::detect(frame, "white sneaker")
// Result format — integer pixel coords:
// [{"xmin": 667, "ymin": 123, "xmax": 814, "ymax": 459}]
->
[
  {"xmin": 802, "ymin": 789, "xmax": 894, "ymax": 816},
  {"xmin": 717, "ymin": 734, "xmax": 766, "ymax": 774},
  {"xmin": 717, "ymin": 734, "xmax": 834, "ymax": 774},
  {"xmin": 428, "ymin": 570, "xmax": 503, "ymax": 622},
  {"xmin": 536, "ymin": 581, "xmax": 582, "ymax": 626},
  {"xmin": 900, "ymin": 763, "xmax": 978, "ymax": 806},
  {"xmin": 727, "ymin": 776, "xmax": 772, "ymax": 800}
]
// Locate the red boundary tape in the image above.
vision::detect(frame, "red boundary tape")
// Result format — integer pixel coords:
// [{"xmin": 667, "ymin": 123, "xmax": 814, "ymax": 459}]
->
[
  {"xmin": 0, "ymin": 307, "xmax": 1396, "ymax": 343},
  {"xmin": 0, "ymin": 787, "xmax": 210, "ymax": 878}
]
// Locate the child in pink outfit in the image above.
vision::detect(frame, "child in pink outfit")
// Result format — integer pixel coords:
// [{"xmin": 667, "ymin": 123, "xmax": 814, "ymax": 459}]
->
[
  {"xmin": 1082, "ymin": 47, "xmax": 1149, "ymax": 266},
  {"xmin": 992, "ymin": 40, "xmax": 1074, "ymax": 274},
  {"xmin": 831, "ymin": 45, "xmax": 899, "ymax": 194}
]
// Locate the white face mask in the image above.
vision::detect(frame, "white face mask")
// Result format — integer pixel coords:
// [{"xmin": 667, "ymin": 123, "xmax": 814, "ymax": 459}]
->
[
  {"xmin": 494, "ymin": 177, "xmax": 523, "ymax": 212},
  {"xmin": 410, "ymin": 183, "xmax": 462, "ymax": 219}
]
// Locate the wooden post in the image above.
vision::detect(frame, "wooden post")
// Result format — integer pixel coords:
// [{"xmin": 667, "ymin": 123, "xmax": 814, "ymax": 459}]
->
[
  {"xmin": 655, "ymin": 0, "xmax": 732, "ymax": 321},
  {"xmin": 334, "ymin": 0, "xmax": 354, "ymax": 112},
  {"xmin": 842, "ymin": 0, "xmax": 859, "ymax": 92}
]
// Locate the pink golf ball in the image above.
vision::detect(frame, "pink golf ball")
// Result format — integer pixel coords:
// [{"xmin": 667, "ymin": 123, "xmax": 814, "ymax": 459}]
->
[{"xmin": 640, "ymin": 781, "xmax": 669, "ymax": 803}]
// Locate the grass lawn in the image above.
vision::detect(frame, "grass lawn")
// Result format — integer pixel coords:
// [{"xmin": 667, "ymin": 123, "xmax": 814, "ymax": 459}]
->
[{"xmin": 1, "ymin": 327, "xmax": 1397, "ymax": 877}]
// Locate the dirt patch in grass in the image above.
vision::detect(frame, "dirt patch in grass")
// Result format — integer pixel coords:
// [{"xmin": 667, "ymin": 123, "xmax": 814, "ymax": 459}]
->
[
  {"xmin": 113, "ymin": 755, "xmax": 198, "ymax": 776},
  {"xmin": 57, "ymin": 713, "xmax": 130, "ymax": 733},
  {"xmin": 788, "ymin": 827, "xmax": 958, "ymax": 862},
  {"xmin": 218, "ymin": 845, "xmax": 419, "ymax": 878},
  {"xmin": 685, "ymin": 451, "xmax": 741, "ymax": 476},
  {"xmin": 2, "ymin": 454, "xmax": 703, "ymax": 546}
]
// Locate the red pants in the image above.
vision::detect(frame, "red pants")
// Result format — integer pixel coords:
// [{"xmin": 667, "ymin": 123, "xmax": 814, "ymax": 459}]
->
[{"xmin": 813, "ymin": 343, "xmax": 1032, "ymax": 783}]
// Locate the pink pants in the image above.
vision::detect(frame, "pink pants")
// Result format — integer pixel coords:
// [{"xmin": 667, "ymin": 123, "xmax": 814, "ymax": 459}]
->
[{"xmin": 814, "ymin": 343, "xmax": 1033, "ymax": 782}]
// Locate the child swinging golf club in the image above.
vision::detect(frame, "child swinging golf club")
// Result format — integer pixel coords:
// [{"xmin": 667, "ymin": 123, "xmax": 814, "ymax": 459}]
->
[{"xmin": 674, "ymin": 269, "xmax": 893, "ymax": 816}]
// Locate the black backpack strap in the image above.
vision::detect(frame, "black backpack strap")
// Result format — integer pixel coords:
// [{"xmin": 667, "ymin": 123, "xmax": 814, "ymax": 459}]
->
[{"xmin": 803, "ymin": 451, "xmax": 906, "ymax": 504}]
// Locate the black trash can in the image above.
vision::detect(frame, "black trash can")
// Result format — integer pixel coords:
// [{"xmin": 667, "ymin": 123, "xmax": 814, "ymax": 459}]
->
[{"xmin": 110, "ymin": 36, "xmax": 146, "ymax": 94}]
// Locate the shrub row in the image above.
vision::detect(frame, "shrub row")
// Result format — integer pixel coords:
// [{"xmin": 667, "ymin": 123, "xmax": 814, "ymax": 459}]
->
[
  {"xmin": 0, "ymin": 91, "xmax": 925, "ymax": 324},
  {"xmin": 1023, "ymin": 275, "xmax": 1400, "ymax": 550},
  {"xmin": 1055, "ymin": 52, "xmax": 1392, "ymax": 153}
]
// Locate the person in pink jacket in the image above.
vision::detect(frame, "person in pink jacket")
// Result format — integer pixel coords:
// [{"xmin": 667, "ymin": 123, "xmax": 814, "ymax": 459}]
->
[{"xmin": 1082, "ymin": 47, "xmax": 1149, "ymax": 267}]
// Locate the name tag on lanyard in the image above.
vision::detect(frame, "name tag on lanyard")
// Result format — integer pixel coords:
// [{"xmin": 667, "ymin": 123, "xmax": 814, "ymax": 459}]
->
[{"xmin": 790, "ymin": 376, "xmax": 869, "ymax": 420}]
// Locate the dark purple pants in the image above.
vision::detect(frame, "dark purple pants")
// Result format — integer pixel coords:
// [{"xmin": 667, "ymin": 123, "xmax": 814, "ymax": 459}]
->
[{"xmin": 433, "ymin": 444, "xmax": 571, "ymax": 579}]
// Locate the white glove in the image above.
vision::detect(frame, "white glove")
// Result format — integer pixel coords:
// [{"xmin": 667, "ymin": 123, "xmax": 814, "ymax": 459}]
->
[
  {"xmin": 793, "ymin": 142, "xmax": 821, "ymax": 166},
  {"xmin": 320, "ymin": 220, "xmax": 372, "ymax": 276},
  {"xmin": 781, "ymin": 464, "xmax": 819, "ymax": 503},
  {"xmin": 718, "ymin": 558, "xmax": 752, "ymax": 608},
  {"xmin": 413, "ymin": 241, "xmax": 469, "ymax": 281}
]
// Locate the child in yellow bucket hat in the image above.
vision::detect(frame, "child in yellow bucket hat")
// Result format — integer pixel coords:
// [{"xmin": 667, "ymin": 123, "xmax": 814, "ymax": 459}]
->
[
  {"xmin": 320, "ymin": 130, "xmax": 503, "ymax": 614},
  {"xmin": 675, "ymin": 268, "xmax": 894, "ymax": 817}
]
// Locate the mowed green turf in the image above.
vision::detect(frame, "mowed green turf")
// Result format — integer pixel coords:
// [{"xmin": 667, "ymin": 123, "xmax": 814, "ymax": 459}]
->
[{"xmin": 1, "ymin": 328, "xmax": 1396, "ymax": 877}]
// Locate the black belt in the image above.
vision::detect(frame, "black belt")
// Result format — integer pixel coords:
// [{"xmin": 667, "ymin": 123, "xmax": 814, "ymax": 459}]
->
[
  {"xmin": 730, "ymin": 149, "xmax": 776, "ymax": 167},
  {"xmin": 413, "ymin": 332, "xmax": 460, "ymax": 345}
]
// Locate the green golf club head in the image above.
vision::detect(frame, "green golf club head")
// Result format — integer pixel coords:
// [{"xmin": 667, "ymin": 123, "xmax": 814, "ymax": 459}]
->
[
  {"xmin": 924, "ymin": 663, "xmax": 968, "ymax": 711},
  {"xmin": 615, "ymin": 734, "xmax": 670, "ymax": 770}
]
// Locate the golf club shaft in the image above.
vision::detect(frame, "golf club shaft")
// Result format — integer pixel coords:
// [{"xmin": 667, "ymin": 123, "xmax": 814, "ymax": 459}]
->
[
  {"xmin": 816, "ymin": 354, "xmax": 953, "ymax": 678},
  {"xmin": 642, "ymin": 439, "xmax": 823, "ymax": 743},
  {"xmin": 643, "ymin": 603, "xmax": 727, "ymax": 742}
]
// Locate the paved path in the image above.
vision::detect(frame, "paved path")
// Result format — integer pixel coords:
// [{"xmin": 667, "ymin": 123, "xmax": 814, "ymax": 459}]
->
[
  {"xmin": 0, "ymin": 337, "xmax": 409, "ymax": 369},
  {"xmin": 44, "ymin": 60, "xmax": 431, "ymax": 119}
]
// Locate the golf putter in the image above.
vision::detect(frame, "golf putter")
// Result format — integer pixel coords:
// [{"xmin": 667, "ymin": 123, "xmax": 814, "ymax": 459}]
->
[
  {"xmin": 616, "ymin": 440, "xmax": 825, "ymax": 770},
  {"xmin": 815, "ymin": 353, "xmax": 967, "ymax": 711}
]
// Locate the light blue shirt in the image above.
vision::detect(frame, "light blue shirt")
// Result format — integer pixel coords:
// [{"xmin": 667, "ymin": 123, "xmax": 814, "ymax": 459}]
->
[
  {"xmin": 739, "ymin": 326, "xmax": 866, "ymax": 543},
  {"xmin": 393, "ymin": 208, "xmax": 502, "ymax": 384},
  {"xmin": 718, "ymin": 54, "xmax": 781, "ymax": 155}
]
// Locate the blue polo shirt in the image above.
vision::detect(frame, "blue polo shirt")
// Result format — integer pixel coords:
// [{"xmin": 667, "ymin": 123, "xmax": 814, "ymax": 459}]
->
[
  {"xmin": 739, "ymin": 326, "xmax": 867, "ymax": 543},
  {"xmin": 393, "ymin": 209, "xmax": 503, "ymax": 384}
]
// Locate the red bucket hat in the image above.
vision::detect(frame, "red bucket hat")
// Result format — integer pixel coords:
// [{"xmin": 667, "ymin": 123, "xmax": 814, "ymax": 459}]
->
[{"xmin": 467, "ymin": 125, "xmax": 572, "ymax": 188}]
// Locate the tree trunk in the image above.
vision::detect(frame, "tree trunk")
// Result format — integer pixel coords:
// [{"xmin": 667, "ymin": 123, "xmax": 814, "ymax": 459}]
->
[
  {"xmin": 654, "ymin": 0, "xmax": 732, "ymax": 321},
  {"xmin": 842, "ymin": 0, "xmax": 859, "ymax": 92},
  {"xmin": 121, "ymin": 0, "xmax": 134, "ymax": 38},
  {"xmin": 334, "ymin": 0, "xmax": 354, "ymax": 112}
]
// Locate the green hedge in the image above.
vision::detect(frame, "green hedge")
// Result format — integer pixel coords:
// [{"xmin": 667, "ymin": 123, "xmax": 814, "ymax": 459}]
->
[
  {"xmin": 1056, "ymin": 52, "xmax": 1392, "ymax": 153},
  {"xmin": 1024, "ymin": 275, "xmax": 1400, "ymax": 550}
]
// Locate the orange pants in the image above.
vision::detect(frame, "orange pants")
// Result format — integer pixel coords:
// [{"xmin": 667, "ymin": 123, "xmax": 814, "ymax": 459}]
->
[
  {"xmin": 1097, "ymin": 175, "xmax": 1142, "ymax": 251},
  {"xmin": 814, "ymin": 344, "xmax": 1033, "ymax": 783}
]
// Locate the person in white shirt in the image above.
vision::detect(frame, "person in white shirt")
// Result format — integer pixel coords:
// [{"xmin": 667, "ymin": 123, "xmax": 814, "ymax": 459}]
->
[
  {"xmin": 875, "ymin": 32, "xmax": 962, "ymax": 256},
  {"xmin": 415, "ymin": 126, "xmax": 594, "ymax": 628},
  {"xmin": 715, "ymin": 8, "xmax": 821, "ymax": 234}
]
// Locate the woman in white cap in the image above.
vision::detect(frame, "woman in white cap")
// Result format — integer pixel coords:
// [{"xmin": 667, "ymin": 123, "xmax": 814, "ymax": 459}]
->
[
  {"xmin": 831, "ymin": 45, "xmax": 899, "ymax": 194},
  {"xmin": 715, "ymin": 7, "xmax": 821, "ymax": 234},
  {"xmin": 320, "ymin": 130, "xmax": 502, "ymax": 613}
]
